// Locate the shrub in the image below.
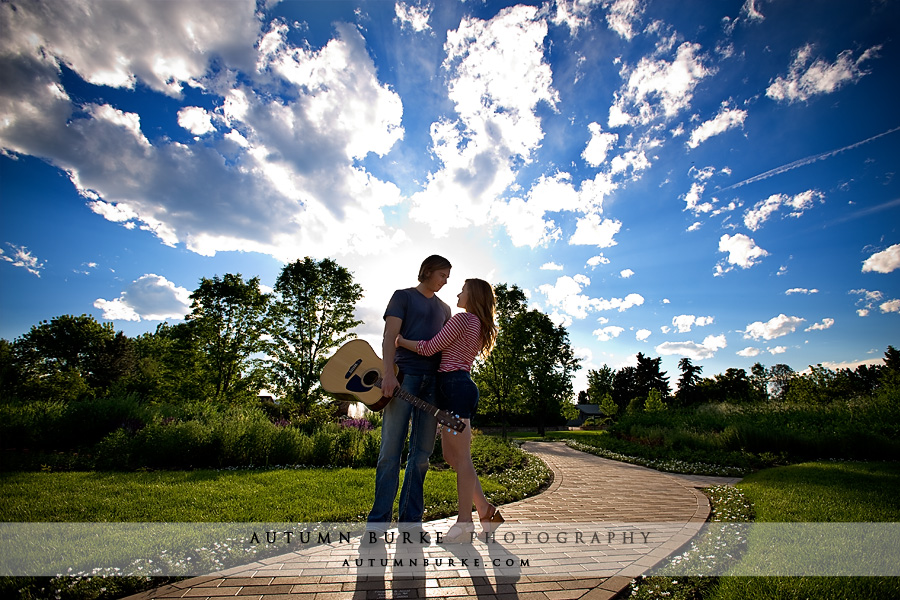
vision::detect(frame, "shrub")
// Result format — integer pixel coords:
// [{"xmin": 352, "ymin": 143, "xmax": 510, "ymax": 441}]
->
[{"xmin": 470, "ymin": 433, "xmax": 526, "ymax": 474}]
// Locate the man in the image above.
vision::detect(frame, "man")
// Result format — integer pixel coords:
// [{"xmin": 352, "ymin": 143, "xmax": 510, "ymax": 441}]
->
[{"xmin": 367, "ymin": 255, "xmax": 452, "ymax": 531}]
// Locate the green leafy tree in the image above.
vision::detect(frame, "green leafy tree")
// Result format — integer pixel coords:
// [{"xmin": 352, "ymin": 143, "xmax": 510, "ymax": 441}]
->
[
  {"xmin": 612, "ymin": 365, "xmax": 637, "ymax": 413},
  {"xmin": 473, "ymin": 283, "xmax": 528, "ymax": 435},
  {"xmin": 750, "ymin": 362, "xmax": 769, "ymax": 401},
  {"xmin": 130, "ymin": 322, "xmax": 211, "ymax": 404},
  {"xmin": 266, "ymin": 257, "xmax": 363, "ymax": 418},
  {"xmin": 598, "ymin": 392, "xmax": 618, "ymax": 419},
  {"xmin": 186, "ymin": 274, "xmax": 271, "ymax": 404},
  {"xmin": 768, "ymin": 363, "xmax": 795, "ymax": 401},
  {"xmin": 11, "ymin": 314, "xmax": 118, "ymax": 401},
  {"xmin": 516, "ymin": 309, "xmax": 580, "ymax": 436},
  {"xmin": 586, "ymin": 366, "xmax": 615, "ymax": 404}
]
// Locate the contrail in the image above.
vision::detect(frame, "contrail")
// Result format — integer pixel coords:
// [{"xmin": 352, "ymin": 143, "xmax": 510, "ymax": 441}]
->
[{"xmin": 717, "ymin": 125, "xmax": 900, "ymax": 193}]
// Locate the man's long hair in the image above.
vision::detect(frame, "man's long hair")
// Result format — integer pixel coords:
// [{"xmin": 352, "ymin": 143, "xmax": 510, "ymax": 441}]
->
[
  {"xmin": 465, "ymin": 278, "xmax": 498, "ymax": 358},
  {"xmin": 418, "ymin": 255, "xmax": 452, "ymax": 282}
]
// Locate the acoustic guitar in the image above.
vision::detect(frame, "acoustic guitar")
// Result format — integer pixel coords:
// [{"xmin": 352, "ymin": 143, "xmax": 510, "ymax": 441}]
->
[{"xmin": 320, "ymin": 339, "xmax": 466, "ymax": 434}]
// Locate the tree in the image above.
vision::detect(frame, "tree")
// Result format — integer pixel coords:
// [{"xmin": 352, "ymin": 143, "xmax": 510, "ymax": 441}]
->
[
  {"xmin": 712, "ymin": 368, "xmax": 755, "ymax": 403},
  {"xmin": 186, "ymin": 274, "xmax": 271, "ymax": 404},
  {"xmin": 612, "ymin": 365, "xmax": 638, "ymax": 413},
  {"xmin": 267, "ymin": 257, "xmax": 363, "ymax": 417},
  {"xmin": 768, "ymin": 363, "xmax": 795, "ymax": 401},
  {"xmin": 586, "ymin": 366, "xmax": 615, "ymax": 404},
  {"xmin": 516, "ymin": 309, "xmax": 580, "ymax": 436},
  {"xmin": 644, "ymin": 388, "xmax": 666, "ymax": 413},
  {"xmin": 598, "ymin": 392, "xmax": 618, "ymax": 419},
  {"xmin": 675, "ymin": 357, "xmax": 703, "ymax": 407},
  {"xmin": 130, "ymin": 322, "xmax": 211, "ymax": 404},
  {"xmin": 635, "ymin": 352, "xmax": 670, "ymax": 399},
  {"xmin": 11, "ymin": 314, "xmax": 118, "ymax": 401},
  {"xmin": 750, "ymin": 362, "xmax": 769, "ymax": 401},
  {"xmin": 473, "ymin": 284, "xmax": 528, "ymax": 435}
]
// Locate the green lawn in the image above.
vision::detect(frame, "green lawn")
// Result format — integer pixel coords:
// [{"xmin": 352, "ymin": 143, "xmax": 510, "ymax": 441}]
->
[
  {"xmin": 709, "ymin": 461, "xmax": 900, "ymax": 600},
  {"xmin": 630, "ymin": 461, "xmax": 900, "ymax": 600}
]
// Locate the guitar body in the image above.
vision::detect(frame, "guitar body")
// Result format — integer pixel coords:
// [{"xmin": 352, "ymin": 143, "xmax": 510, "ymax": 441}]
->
[
  {"xmin": 320, "ymin": 339, "xmax": 394, "ymax": 411},
  {"xmin": 320, "ymin": 339, "xmax": 467, "ymax": 433}
]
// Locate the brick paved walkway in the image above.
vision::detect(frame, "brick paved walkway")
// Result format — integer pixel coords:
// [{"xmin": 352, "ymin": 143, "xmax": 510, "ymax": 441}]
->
[{"xmin": 126, "ymin": 441, "xmax": 740, "ymax": 600}]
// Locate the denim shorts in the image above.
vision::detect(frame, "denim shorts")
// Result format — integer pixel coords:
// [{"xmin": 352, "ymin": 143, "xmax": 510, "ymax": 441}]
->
[{"xmin": 437, "ymin": 370, "xmax": 479, "ymax": 420}]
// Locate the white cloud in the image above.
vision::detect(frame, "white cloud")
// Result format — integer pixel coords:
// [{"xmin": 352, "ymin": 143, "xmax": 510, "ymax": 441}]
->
[
  {"xmin": 0, "ymin": 0, "xmax": 260, "ymax": 97},
  {"xmin": 786, "ymin": 288, "xmax": 819, "ymax": 295},
  {"xmin": 717, "ymin": 233, "xmax": 769, "ymax": 272},
  {"xmin": 177, "ymin": 106, "xmax": 216, "ymax": 136},
  {"xmin": 541, "ymin": 262, "xmax": 565, "ymax": 271},
  {"xmin": 594, "ymin": 325, "xmax": 626, "ymax": 341},
  {"xmin": 687, "ymin": 104, "xmax": 747, "ymax": 148},
  {"xmin": 94, "ymin": 274, "xmax": 192, "ymax": 322},
  {"xmin": 610, "ymin": 150, "xmax": 651, "ymax": 177},
  {"xmin": 550, "ymin": 0, "xmax": 603, "ymax": 32},
  {"xmin": 411, "ymin": 5, "xmax": 558, "ymax": 236},
  {"xmin": 740, "ymin": 0, "xmax": 765, "ymax": 22},
  {"xmin": 768, "ymin": 346, "xmax": 788, "ymax": 355},
  {"xmin": 0, "ymin": 243, "xmax": 46, "ymax": 277},
  {"xmin": 737, "ymin": 346, "xmax": 761, "ymax": 357},
  {"xmin": 492, "ymin": 171, "xmax": 618, "ymax": 248},
  {"xmin": 656, "ymin": 334, "xmax": 727, "ymax": 360},
  {"xmin": 395, "ymin": 2, "xmax": 432, "ymax": 32},
  {"xmin": 0, "ymin": 5, "xmax": 409, "ymax": 261},
  {"xmin": 620, "ymin": 269, "xmax": 635, "ymax": 278},
  {"xmin": 538, "ymin": 274, "xmax": 643, "ymax": 321},
  {"xmin": 766, "ymin": 44, "xmax": 881, "ymax": 103},
  {"xmin": 683, "ymin": 182, "xmax": 714, "ymax": 214},
  {"xmin": 604, "ymin": 0, "xmax": 645, "ymax": 40},
  {"xmin": 569, "ymin": 213, "xmax": 622, "ymax": 247},
  {"xmin": 862, "ymin": 244, "xmax": 900, "ymax": 273},
  {"xmin": 743, "ymin": 190, "xmax": 824, "ymax": 231},
  {"xmin": 587, "ymin": 254, "xmax": 611, "ymax": 268},
  {"xmin": 636, "ymin": 328, "xmax": 652, "ymax": 341},
  {"xmin": 851, "ymin": 288, "xmax": 884, "ymax": 317},
  {"xmin": 582, "ymin": 122, "xmax": 619, "ymax": 167},
  {"xmin": 609, "ymin": 41, "xmax": 711, "ymax": 127},
  {"xmin": 881, "ymin": 299, "xmax": 900, "ymax": 314},
  {"xmin": 805, "ymin": 318, "xmax": 835, "ymax": 332},
  {"xmin": 743, "ymin": 313, "xmax": 805, "ymax": 340},
  {"xmin": 672, "ymin": 314, "xmax": 714, "ymax": 333}
]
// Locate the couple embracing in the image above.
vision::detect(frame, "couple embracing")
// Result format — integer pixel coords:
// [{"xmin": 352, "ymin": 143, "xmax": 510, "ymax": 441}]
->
[{"xmin": 367, "ymin": 254, "xmax": 504, "ymax": 543}]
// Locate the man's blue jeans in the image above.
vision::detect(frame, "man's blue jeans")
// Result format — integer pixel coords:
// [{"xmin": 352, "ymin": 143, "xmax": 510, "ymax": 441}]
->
[{"xmin": 367, "ymin": 373, "xmax": 437, "ymax": 527}]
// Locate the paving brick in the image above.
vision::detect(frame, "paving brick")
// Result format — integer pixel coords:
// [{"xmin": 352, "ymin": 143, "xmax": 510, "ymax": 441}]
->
[{"xmin": 123, "ymin": 442, "xmax": 742, "ymax": 600}]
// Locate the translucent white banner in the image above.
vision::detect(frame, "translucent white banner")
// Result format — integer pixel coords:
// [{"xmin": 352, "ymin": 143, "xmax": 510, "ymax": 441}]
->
[{"xmin": 2, "ymin": 522, "xmax": 898, "ymax": 578}]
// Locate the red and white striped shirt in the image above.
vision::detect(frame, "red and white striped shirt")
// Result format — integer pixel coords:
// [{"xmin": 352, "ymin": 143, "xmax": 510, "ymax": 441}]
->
[{"xmin": 416, "ymin": 312, "xmax": 482, "ymax": 372}]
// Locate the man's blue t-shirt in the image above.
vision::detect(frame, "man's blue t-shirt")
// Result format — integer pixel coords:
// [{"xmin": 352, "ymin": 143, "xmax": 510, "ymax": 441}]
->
[{"xmin": 384, "ymin": 288, "xmax": 451, "ymax": 375}]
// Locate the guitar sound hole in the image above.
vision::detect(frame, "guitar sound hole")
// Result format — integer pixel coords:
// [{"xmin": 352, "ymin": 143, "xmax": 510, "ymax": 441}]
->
[{"xmin": 363, "ymin": 370, "xmax": 379, "ymax": 386}]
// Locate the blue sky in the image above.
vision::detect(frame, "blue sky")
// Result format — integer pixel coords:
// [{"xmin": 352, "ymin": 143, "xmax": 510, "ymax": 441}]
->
[{"xmin": 1, "ymin": 0, "xmax": 898, "ymax": 394}]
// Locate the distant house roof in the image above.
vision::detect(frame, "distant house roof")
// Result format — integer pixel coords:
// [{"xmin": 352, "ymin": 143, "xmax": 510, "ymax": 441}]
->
[{"xmin": 576, "ymin": 404, "xmax": 603, "ymax": 416}]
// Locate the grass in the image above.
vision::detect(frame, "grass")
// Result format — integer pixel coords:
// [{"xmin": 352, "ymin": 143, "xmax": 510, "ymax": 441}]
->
[
  {"xmin": 0, "ymin": 436, "xmax": 551, "ymax": 600},
  {"xmin": 628, "ymin": 461, "xmax": 900, "ymax": 600},
  {"xmin": 709, "ymin": 461, "xmax": 900, "ymax": 600}
]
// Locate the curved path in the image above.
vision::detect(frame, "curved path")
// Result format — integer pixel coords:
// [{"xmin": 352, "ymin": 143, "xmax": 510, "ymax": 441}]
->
[{"xmin": 126, "ymin": 441, "xmax": 740, "ymax": 600}]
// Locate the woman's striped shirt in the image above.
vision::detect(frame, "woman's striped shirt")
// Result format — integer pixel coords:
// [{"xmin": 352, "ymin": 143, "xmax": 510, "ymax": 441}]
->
[{"xmin": 416, "ymin": 312, "xmax": 482, "ymax": 372}]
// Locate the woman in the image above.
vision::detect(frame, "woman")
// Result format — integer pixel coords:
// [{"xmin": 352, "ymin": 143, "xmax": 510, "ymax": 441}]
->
[{"xmin": 396, "ymin": 278, "xmax": 504, "ymax": 543}]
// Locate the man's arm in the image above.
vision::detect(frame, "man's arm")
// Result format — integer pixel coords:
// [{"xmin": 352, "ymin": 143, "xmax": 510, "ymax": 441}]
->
[{"xmin": 381, "ymin": 316, "xmax": 402, "ymax": 397}]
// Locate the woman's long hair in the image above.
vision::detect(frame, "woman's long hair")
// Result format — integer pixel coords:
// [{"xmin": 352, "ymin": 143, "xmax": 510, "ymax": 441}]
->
[{"xmin": 465, "ymin": 278, "xmax": 498, "ymax": 357}]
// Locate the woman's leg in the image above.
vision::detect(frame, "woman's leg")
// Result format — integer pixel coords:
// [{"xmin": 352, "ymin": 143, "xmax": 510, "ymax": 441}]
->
[{"xmin": 441, "ymin": 419, "xmax": 490, "ymax": 523}]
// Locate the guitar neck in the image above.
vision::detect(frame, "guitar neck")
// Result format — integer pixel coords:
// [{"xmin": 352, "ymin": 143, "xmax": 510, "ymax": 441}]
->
[{"xmin": 376, "ymin": 378, "xmax": 465, "ymax": 433}]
